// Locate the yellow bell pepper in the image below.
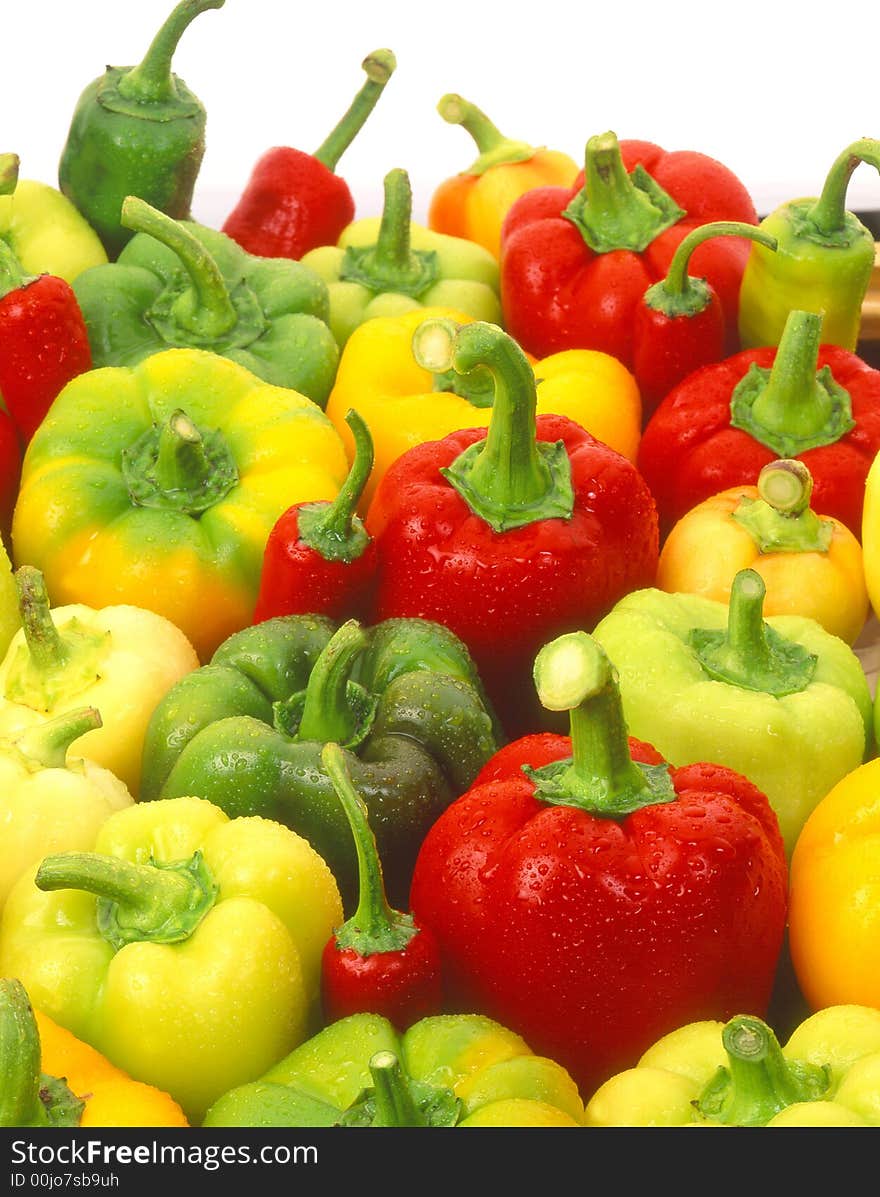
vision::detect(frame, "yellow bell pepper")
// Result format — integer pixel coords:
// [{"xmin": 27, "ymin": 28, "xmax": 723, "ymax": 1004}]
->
[
  {"xmin": 325, "ymin": 306, "xmax": 642, "ymax": 509},
  {"xmin": 1, "ymin": 977, "xmax": 189, "ymax": 1128},
  {"xmin": 789, "ymin": 755, "xmax": 880, "ymax": 1011},
  {"xmin": 12, "ymin": 348, "xmax": 350, "ymax": 660},
  {"xmin": 657, "ymin": 458, "xmax": 869, "ymax": 645}
]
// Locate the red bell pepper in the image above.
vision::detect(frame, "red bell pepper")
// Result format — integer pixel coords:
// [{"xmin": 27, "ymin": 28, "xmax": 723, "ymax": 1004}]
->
[
  {"xmin": 365, "ymin": 318, "xmax": 659, "ymax": 738},
  {"xmin": 409, "ymin": 629, "xmax": 788, "ymax": 1096},
  {"xmin": 633, "ymin": 221, "xmax": 777, "ymax": 420},
  {"xmin": 320, "ymin": 742, "xmax": 443, "ymax": 1028},
  {"xmin": 253, "ymin": 409, "xmax": 378, "ymax": 624},
  {"xmin": 637, "ymin": 308, "xmax": 880, "ymax": 539},
  {"xmin": 499, "ymin": 131, "xmax": 758, "ymax": 373},
  {"xmin": 222, "ymin": 49, "xmax": 396, "ymax": 260}
]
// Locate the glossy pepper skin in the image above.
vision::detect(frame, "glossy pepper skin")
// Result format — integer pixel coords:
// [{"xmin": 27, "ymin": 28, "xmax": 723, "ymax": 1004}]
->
[
  {"xmin": 301, "ymin": 169, "xmax": 502, "ymax": 349},
  {"xmin": 139, "ymin": 614, "xmax": 501, "ymax": 909},
  {"xmin": 326, "ymin": 306, "xmax": 643, "ymax": 511},
  {"xmin": 72, "ymin": 196, "xmax": 339, "ymax": 407},
  {"xmin": 222, "ymin": 50, "xmax": 397, "ymax": 261},
  {"xmin": 499, "ymin": 131, "xmax": 758, "ymax": 368},
  {"xmin": 0, "ymin": 795, "xmax": 344, "ymax": 1125},
  {"xmin": 584, "ymin": 1005, "xmax": 880, "ymax": 1127},
  {"xmin": 410, "ymin": 630, "xmax": 787, "ymax": 1097},
  {"xmin": 637, "ymin": 309, "xmax": 880, "ymax": 539},
  {"xmin": 739, "ymin": 139, "xmax": 880, "ymax": 352},
  {"xmin": 366, "ymin": 319, "xmax": 658, "ymax": 738},
  {"xmin": 427, "ymin": 93, "xmax": 579, "ymax": 259},
  {"xmin": 0, "ymin": 153, "xmax": 107, "ymax": 285},
  {"xmin": 592, "ymin": 568, "xmax": 873, "ymax": 856},
  {"xmin": 633, "ymin": 220, "xmax": 777, "ymax": 420},
  {"xmin": 320, "ymin": 742, "xmax": 442, "ymax": 1028},
  {"xmin": 254, "ymin": 409, "xmax": 378, "ymax": 624},
  {"xmin": 789, "ymin": 756, "xmax": 880, "ymax": 1012},
  {"xmin": 0, "ymin": 979, "xmax": 188, "ymax": 1128},
  {"xmin": 0, "ymin": 566, "xmax": 198, "ymax": 795},
  {"xmin": 0, "ymin": 707, "xmax": 133, "ymax": 913},
  {"xmin": 203, "ymin": 1010, "xmax": 584, "ymax": 1128},
  {"xmin": 657, "ymin": 458, "xmax": 869, "ymax": 645},
  {"xmin": 58, "ymin": 0, "xmax": 225, "ymax": 260},
  {"xmin": 11, "ymin": 349, "xmax": 349, "ymax": 662}
]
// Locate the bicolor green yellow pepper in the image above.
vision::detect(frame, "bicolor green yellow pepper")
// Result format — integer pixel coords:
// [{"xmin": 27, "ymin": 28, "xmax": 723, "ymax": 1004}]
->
[
  {"xmin": 592, "ymin": 567, "xmax": 872, "ymax": 856},
  {"xmin": 0, "ymin": 566, "xmax": 198, "ymax": 794},
  {"xmin": 301, "ymin": 168, "xmax": 502, "ymax": 348},
  {"xmin": 0, "ymin": 154, "xmax": 107, "ymax": 285},
  {"xmin": 72, "ymin": 196, "xmax": 339, "ymax": 406},
  {"xmin": 0, "ymin": 706, "xmax": 132, "ymax": 912},
  {"xmin": 584, "ymin": 1004, "xmax": 880, "ymax": 1127},
  {"xmin": 203, "ymin": 1010, "xmax": 584, "ymax": 1127},
  {"xmin": 11, "ymin": 348, "xmax": 349, "ymax": 661},
  {"xmin": 0, "ymin": 795, "xmax": 344, "ymax": 1125}
]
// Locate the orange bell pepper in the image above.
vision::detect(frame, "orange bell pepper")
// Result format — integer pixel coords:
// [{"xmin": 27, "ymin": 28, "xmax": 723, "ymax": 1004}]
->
[{"xmin": 657, "ymin": 457, "xmax": 869, "ymax": 644}]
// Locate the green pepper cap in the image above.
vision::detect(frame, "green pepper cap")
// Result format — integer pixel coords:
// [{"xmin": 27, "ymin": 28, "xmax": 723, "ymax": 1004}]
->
[
  {"xmin": 339, "ymin": 169, "xmax": 440, "ymax": 299},
  {"xmin": 413, "ymin": 319, "xmax": 574, "ymax": 532},
  {"xmin": 563, "ymin": 131, "xmax": 685, "ymax": 254},
  {"xmin": 275, "ymin": 619, "xmax": 377, "ymax": 748},
  {"xmin": 436, "ymin": 94, "xmax": 535, "ymax": 176},
  {"xmin": 0, "ymin": 979, "xmax": 85, "ymax": 1129},
  {"xmin": 121, "ymin": 408, "xmax": 240, "ymax": 517},
  {"xmin": 525, "ymin": 630, "xmax": 676, "ymax": 817},
  {"xmin": 730, "ymin": 310, "xmax": 855, "ymax": 455},
  {"xmin": 696, "ymin": 1015, "xmax": 830, "ymax": 1126},
  {"xmin": 732, "ymin": 459, "xmax": 833, "ymax": 554},
  {"xmin": 340, "ymin": 1050, "xmax": 460, "ymax": 1127},
  {"xmin": 644, "ymin": 221, "xmax": 778, "ymax": 318},
  {"xmin": 800, "ymin": 139, "xmax": 880, "ymax": 247},
  {"xmin": 313, "ymin": 50, "xmax": 397, "ymax": 172},
  {"xmin": 297, "ymin": 410, "xmax": 374, "ymax": 564}
]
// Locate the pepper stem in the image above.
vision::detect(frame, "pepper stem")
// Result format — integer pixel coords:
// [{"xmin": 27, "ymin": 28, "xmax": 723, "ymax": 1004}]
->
[
  {"xmin": 314, "ymin": 50, "xmax": 397, "ymax": 171},
  {"xmin": 645, "ymin": 222, "xmax": 778, "ymax": 318},
  {"xmin": 295, "ymin": 620, "xmax": 369, "ymax": 745},
  {"xmin": 730, "ymin": 310, "xmax": 855, "ymax": 456},
  {"xmin": 732, "ymin": 460, "xmax": 833, "ymax": 555},
  {"xmin": 122, "ymin": 410, "xmax": 239, "ymax": 517},
  {"xmin": 368, "ymin": 1051, "xmax": 427, "ymax": 1127},
  {"xmin": 14, "ymin": 567, "xmax": 70, "ymax": 674},
  {"xmin": 526, "ymin": 632, "xmax": 676, "ymax": 817},
  {"xmin": 562, "ymin": 131, "xmax": 684, "ymax": 254},
  {"xmin": 338, "ymin": 169, "xmax": 439, "ymax": 298},
  {"xmin": 0, "ymin": 238, "xmax": 27, "ymax": 301},
  {"xmin": 696, "ymin": 1015, "xmax": 830, "ymax": 1126},
  {"xmin": 35, "ymin": 850, "xmax": 218, "ymax": 951},
  {"xmin": 296, "ymin": 410, "xmax": 374, "ymax": 563},
  {"xmin": 120, "ymin": 195, "xmax": 238, "ymax": 338},
  {"xmin": 14, "ymin": 707, "xmax": 103, "ymax": 771},
  {"xmin": 0, "ymin": 979, "xmax": 86, "ymax": 1129},
  {"xmin": 322, "ymin": 743, "xmax": 417, "ymax": 955},
  {"xmin": 436, "ymin": 94, "xmax": 534, "ymax": 176},
  {"xmin": 0, "ymin": 153, "xmax": 19, "ymax": 196},
  {"xmin": 416, "ymin": 321, "xmax": 573, "ymax": 532},
  {"xmin": 117, "ymin": 0, "xmax": 226, "ymax": 104},
  {"xmin": 806, "ymin": 139, "xmax": 880, "ymax": 239}
]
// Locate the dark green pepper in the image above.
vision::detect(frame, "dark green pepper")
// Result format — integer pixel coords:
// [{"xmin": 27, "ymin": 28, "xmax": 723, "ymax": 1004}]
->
[
  {"xmin": 139, "ymin": 615, "xmax": 502, "ymax": 908},
  {"xmin": 72, "ymin": 196, "xmax": 339, "ymax": 407},
  {"xmin": 58, "ymin": 0, "xmax": 225, "ymax": 260}
]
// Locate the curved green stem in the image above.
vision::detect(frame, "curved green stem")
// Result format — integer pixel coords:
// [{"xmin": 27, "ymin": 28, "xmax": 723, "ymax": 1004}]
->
[
  {"xmin": 526, "ymin": 631, "xmax": 676, "ymax": 817},
  {"xmin": 339, "ymin": 169, "xmax": 438, "ymax": 298},
  {"xmin": 730, "ymin": 310, "xmax": 855, "ymax": 455},
  {"xmin": 696, "ymin": 1016, "xmax": 830, "ymax": 1126},
  {"xmin": 0, "ymin": 153, "xmax": 19, "ymax": 197},
  {"xmin": 35, "ymin": 850, "xmax": 217, "ymax": 951},
  {"xmin": 297, "ymin": 410, "xmax": 373, "ymax": 563},
  {"xmin": 120, "ymin": 195, "xmax": 237, "ymax": 338},
  {"xmin": 562, "ymin": 131, "xmax": 684, "ymax": 254},
  {"xmin": 122, "ymin": 410, "xmax": 239, "ymax": 517},
  {"xmin": 14, "ymin": 707, "xmax": 103, "ymax": 771},
  {"xmin": 156, "ymin": 411, "xmax": 213, "ymax": 493},
  {"xmin": 14, "ymin": 567, "xmax": 70, "ymax": 674},
  {"xmin": 314, "ymin": 49, "xmax": 397, "ymax": 171},
  {"xmin": 296, "ymin": 621, "xmax": 369, "ymax": 745},
  {"xmin": 117, "ymin": 0, "xmax": 226, "ymax": 104},
  {"xmin": 322, "ymin": 743, "xmax": 416, "ymax": 955},
  {"xmin": 436, "ymin": 93, "xmax": 534, "ymax": 175},
  {"xmin": 0, "ymin": 979, "xmax": 86, "ymax": 1129},
  {"xmin": 645, "ymin": 222, "xmax": 778, "ymax": 318},
  {"xmin": 0, "ymin": 237, "xmax": 27, "ymax": 297},
  {"xmin": 368, "ymin": 1051, "xmax": 427, "ymax": 1127},
  {"xmin": 418, "ymin": 321, "xmax": 573, "ymax": 532},
  {"xmin": 806, "ymin": 139, "xmax": 880, "ymax": 238},
  {"xmin": 732, "ymin": 459, "xmax": 833, "ymax": 554}
]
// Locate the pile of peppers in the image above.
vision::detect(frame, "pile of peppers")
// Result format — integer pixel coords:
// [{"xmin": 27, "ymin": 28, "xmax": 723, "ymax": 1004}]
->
[{"xmin": 5, "ymin": 0, "xmax": 880, "ymax": 1142}]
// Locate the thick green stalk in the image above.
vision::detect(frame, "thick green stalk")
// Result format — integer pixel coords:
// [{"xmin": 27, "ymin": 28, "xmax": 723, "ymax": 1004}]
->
[
  {"xmin": 295, "ymin": 621, "xmax": 368, "ymax": 745},
  {"xmin": 117, "ymin": 1, "xmax": 226, "ymax": 104},
  {"xmin": 436, "ymin": 94, "xmax": 534, "ymax": 175},
  {"xmin": 645, "ymin": 222, "xmax": 778, "ymax": 318},
  {"xmin": 806, "ymin": 139, "xmax": 880, "ymax": 240},
  {"xmin": 314, "ymin": 50, "xmax": 397, "ymax": 171},
  {"xmin": 368, "ymin": 1051, "xmax": 427, "ymax": 1127},
  {"xmin": 14, "ymin": 707, "xmax": 103, "ymax": 771},
  {"xmin": 297, "ymin": 410, "xmax": 373, "ymax": 563}
]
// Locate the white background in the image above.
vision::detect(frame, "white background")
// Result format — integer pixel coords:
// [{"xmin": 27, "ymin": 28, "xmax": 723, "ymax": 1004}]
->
[{"xmin": 7, "ymin": 0, "xmax": 880, "ymax": 229}]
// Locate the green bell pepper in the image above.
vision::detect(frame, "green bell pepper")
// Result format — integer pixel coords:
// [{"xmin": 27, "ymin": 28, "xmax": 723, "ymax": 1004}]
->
[
  {"xmin": 592, "ymin": 567, "xmax": 872, "ymax": 856},
  {"xmin": 71, "ymin": 196, "xmax": 339, "ymax": 407},
  {"xmin": 301, "ymin": 167, "xmax": 502, "ymax": 348},
  {"xmin": 203, "ymin": 1010, "xmax": 584, "ymax": 1127},
  {"xmin": 139, "ymin": 614, "xmax": 502, "ymax": 909},
  {"xmin": 0, "ymin": 794, "xmax": 344, "ymax": 1125}
]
